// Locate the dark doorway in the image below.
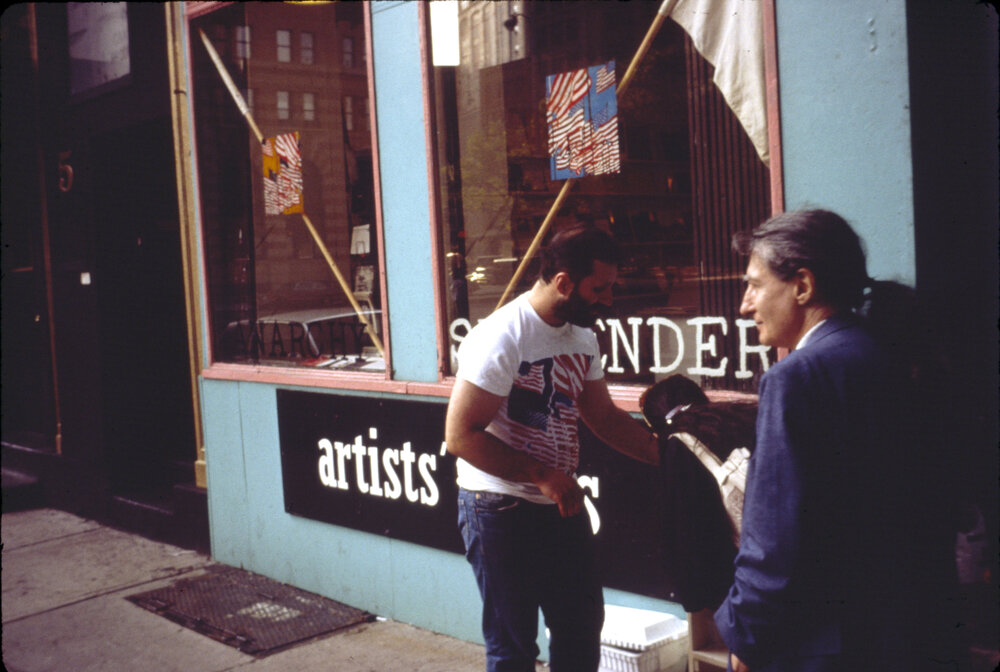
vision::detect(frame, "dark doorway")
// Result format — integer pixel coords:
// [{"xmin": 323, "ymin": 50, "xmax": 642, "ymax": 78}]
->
[{"xmin": 91, "ymin": 118, "xmax": 195, "ymax": 501}]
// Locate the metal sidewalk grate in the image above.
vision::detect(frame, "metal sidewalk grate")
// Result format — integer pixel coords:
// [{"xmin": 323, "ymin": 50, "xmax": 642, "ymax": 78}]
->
[{"xmin": 127, "ymin": 564, "xmax": 374, "ymax": 656}]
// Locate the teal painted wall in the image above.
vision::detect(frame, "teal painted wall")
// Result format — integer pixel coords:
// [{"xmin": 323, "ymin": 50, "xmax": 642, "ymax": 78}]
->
[
  {"xmin": 371, "ymin": 1, "xmax": 439, "ymax": 382},
  {"xmin": 202, "ymin": 378, "xmax": 487, "ymax": 641},
  {"xmin": 201, "ymin": 376, "xmax": 683, "ymax": 651},
  {"xmin": 775, "ymin": 0, "xmax": 916, "ymax": 285}
]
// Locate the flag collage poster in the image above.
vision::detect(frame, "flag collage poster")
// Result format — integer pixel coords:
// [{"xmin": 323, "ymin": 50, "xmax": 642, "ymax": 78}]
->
[
  {"xmin": 263, "ymin": 131, "xmax": 304, "ymax": 215},
  {"xmin": 546, "ymin": 60, "xmax": 620, "ymax": 180}
]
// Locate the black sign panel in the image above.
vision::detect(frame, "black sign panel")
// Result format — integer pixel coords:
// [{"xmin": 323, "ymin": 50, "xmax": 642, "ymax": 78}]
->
[
  {"xmin": 277, "ymin": 389, "xmax": 670, "ymax": 600},
  {"xmin": 278, "ymin": 390, "xmax": 463, "ymax": 554}
]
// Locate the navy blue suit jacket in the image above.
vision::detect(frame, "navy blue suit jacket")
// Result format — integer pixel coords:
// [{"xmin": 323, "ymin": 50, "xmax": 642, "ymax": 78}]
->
[{"xmin": 714, "ymin": 314, "xmax": 963, "ymax": 671}]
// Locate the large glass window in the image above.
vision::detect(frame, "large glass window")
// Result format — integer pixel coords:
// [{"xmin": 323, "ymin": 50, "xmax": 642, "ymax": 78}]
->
[
  {"xmin": 191, "ymin": 2, "xmax": 382, "ymax": 372},
  {"xmin": 431, "ymin": 0, "xmax": 771, "ymax": 392}
]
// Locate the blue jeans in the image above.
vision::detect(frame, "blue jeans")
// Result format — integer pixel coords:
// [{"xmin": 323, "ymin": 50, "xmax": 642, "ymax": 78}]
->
[{"xmin": 458, "ymin": 488, "xmax": 604, "ymax": 672}]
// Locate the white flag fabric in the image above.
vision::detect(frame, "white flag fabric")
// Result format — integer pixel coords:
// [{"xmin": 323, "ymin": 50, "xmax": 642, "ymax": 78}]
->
[{"xmin": 661, "ymin": 0, "xmax": 769, "ymax": 164}]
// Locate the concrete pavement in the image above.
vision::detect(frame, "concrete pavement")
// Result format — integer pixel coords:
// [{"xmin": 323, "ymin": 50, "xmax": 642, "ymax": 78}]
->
[{"xmin": 1, "ymin": 508, "xmax": 544, "ymax": 672}]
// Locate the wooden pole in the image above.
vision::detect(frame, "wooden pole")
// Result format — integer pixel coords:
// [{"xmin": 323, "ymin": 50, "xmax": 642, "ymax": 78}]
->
[
  {"xmin": 198, "ymin": 29, "xmax": 263, "ymax": 144},
  {"xmin": 167, "ymin": 4, "xmax": 208, "ymax": 487},
  {"xmin": 493, "ymin": 179, "xmax": 574, "ymax": 310},
  {"xmin": 618, "ymin": 0, "xmax": 673, "ymax": 98},
  {"xmin": 494, "ymin": 0, "xmax": 674, "ymax": 312},
  {"xmin": 301, "ymin": 214, "xmax": 385, "ymax": 358}
]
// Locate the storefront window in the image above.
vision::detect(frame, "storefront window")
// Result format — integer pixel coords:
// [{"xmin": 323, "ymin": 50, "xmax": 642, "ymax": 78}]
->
[
  {"xmin": 430, "ymin": 0, "xmax": 771, "ymax": 391},
  {"xmin": 191, "ymin": 2, "xmax": 383, "ymax": 372}
]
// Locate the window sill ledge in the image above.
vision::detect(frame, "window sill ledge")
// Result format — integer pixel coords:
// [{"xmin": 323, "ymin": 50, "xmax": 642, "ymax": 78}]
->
[
  {"xmin": 201, "ymin": 362, "xmax": 452, "ymax": 398},
  {"xmin": 201, "ymin": 364, "xmax": 755, "ymax": 410}
]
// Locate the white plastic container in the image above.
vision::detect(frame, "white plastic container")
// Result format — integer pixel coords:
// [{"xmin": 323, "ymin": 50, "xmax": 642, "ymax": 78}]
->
[{"xmin": 598, "ymin": 605, "xmax": 689, "ymax": 672}]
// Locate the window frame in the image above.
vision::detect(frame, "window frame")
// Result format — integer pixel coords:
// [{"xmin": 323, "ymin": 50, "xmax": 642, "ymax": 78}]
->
[
  {"xmin": 187, "ymin": 1, "xmax": 402, "ymax": 393},
  {"xmin": 276, "ymin": 28, "xmax": 292, "ymax": 62},
  {"xmin": 303, "ymin": 91, "xmax": 315, "ymax": 121},
  {"xmin": 301, "ymin": 31, "xmax": 315, "ymax": 65},
  {"xmin": 275, "ymin": 89, "xmax": 290, "ymax": 119},
  {"xmin": 342, "ymin": 35, "xmax": 354, "ymax": 68},
  {"xmin": 234, "ymin": 24, "xmax": 251, "ymax": 60},
  {"xmin": 182, "ymin": 0, "xmax": 779, "ymax": 403}
]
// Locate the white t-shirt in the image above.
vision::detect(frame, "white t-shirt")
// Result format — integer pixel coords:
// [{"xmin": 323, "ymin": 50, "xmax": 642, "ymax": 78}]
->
[{"xmin": 454, "ymin": 292, "xmax": 604, "ymax": 504}]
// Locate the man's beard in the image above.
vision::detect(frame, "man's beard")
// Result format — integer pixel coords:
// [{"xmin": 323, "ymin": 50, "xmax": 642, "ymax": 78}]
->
[{"xmin": 553, "ymin": 289, "xmax": 609, "ymax": 328}]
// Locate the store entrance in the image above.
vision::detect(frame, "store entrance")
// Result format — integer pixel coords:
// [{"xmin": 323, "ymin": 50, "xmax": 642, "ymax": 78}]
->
[
  {"xmin": 92, "ymin": 118, "xmax": 196, "ymax": 503},
  {"xmin": 0, "ymin": 2, "xmax": 204, "ymax": 545}
]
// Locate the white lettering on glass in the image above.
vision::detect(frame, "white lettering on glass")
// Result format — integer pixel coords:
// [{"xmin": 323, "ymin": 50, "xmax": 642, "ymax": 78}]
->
[
  {"xmin": 687, "ymin": 316, "xmax": 728, "ymax": 377},
  {"xmin": 578, "ymin": 475, "xmax": 601, "ymax": 534},
  {"xmin": 646, "ymin": 317, "xmax": 684, "ymax": 373},
  {"xmin": 449, "ymin": 315, "xmax": 771, "ymax": 379},
  {"xmin": 604, "ymin": 317, "xmax": 644, "ymax": 374},
  {"xmin": 736, "ymin": 318, "xmax": 770, "ymax": 378}
]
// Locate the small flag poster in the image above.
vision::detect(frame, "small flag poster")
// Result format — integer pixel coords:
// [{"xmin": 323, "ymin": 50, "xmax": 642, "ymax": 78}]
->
[
  {"xmin": 546, "ymin": 60, "xmax": 620, "ymax": 180},
  {"xmin": 263, "ymin": 132, "xmax": 304, "ymax": 215}
]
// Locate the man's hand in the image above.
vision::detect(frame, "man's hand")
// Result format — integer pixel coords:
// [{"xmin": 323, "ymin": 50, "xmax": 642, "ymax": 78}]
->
[
  {"xmin": 730, "ymin": 652, "xmax": 749, "ymax": 672},
  {"xmin": 447, "ymin": 380, "xmax": 584, "ymax": 515},
  {"xmin": 534, "ymin": 468, "xmax": 585, "ymax": 517}
]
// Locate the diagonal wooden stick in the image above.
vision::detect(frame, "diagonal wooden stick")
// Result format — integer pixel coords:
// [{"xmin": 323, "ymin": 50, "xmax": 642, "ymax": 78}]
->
[
  {"xmin": 199, "ymin": 28, "xmax": 384, "ymax": 358},
  {"xmin": 494, "ymin": 0, "xmax": 673, "ymax": 311},
  {"xmin": 198, "ymin": 29, "xmax": 264, "ymax": 144},
  {"xmin": 300, "ymin": 213, "xmax": 385, "ymax": 358}
]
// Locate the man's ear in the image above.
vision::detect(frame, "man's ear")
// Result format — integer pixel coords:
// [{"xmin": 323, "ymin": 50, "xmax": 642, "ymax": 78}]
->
[
  {"xmin": 552, "ymin": 271, "xmax": 575, "ymax": 298},
  {"xmin": 793, "ymin": 268, "xmax": 817, "ymax": 305}
]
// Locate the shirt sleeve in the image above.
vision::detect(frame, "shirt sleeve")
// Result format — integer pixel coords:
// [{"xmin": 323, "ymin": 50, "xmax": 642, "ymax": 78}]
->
[
  {"xmin": 455, "ymin": 321, "xmax": 518, "ymax": 397},
  {"xmin": 583, "ymin": 330, "xmax": 604, "ymax": 381}
]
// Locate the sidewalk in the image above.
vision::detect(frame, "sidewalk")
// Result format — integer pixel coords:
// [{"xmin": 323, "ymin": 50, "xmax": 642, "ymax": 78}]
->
[{"xmin": 1, "ymin": 508, "xmax": 539, "ymax": 672}]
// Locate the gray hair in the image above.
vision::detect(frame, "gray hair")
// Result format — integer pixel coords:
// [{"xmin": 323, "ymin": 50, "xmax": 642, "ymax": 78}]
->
[{"xmin": 733, "ymin": 209, "xmax": 872, "ymax": 311}]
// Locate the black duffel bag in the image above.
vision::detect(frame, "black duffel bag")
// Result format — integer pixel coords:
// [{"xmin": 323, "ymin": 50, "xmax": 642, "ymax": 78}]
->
[{"xmin": 639, "ymin": 374, "xmax": 757, "ymax": 612}]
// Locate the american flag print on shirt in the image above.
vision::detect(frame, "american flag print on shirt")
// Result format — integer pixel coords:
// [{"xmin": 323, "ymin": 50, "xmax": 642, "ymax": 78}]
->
[
  {"xmin": 262, "ymin": 131, "xmax": 304, "ymax": 215},
  {"xmin": 546, "ymin": 60, "xmax": 620, "ymax": 180},
  {"xmin": 494, "ymin": 353, "xmax": 594, "ymax": 474}
]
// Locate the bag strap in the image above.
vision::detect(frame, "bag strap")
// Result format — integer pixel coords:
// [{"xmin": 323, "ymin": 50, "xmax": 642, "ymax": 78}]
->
[{"xmin": 672, "ymin": 431, "xmax": 724, "ymax": 479}]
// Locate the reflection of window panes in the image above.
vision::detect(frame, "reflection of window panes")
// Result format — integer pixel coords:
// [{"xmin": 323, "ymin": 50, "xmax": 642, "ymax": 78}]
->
[
  {"xmin": 276, "ymin": 90, "xmax": 289, "ymax": 119},
  {"xmin": 192, "ymin": 2, "xmax": 382, "ymax": 372},
  {"xmin": 344, "ymin": 96, "xmax": 353, "ymax": 132},
  {"xmin": 303, "ymin": 92, "xmax": 315, "ymax": 121},
  {"xmin": 277, "ymin": 29, "xmax": 291, "ymax": 62},
  {"xmin": 234, "ymin": 25, "xmax": 251, "ymax": 60},
  {"xmin": 301, "ymin": 32, "xmax": 314, "ymax": 65},
  {"xmin": 342, "ymin": 36, "xmax": 353, "ymax": 68},
  {"xmin": 430, "ymin": 0, "xmax": 770, "ymax": 391}
]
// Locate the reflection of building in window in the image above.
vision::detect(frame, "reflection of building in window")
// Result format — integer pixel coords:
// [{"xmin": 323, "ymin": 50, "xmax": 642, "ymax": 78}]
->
[
  {"xmin": 277, "ymin": 29, "xmax": 291, "ymax": 62},
  {"xmin": 301, "ymin": 32, "xmax": 314, "ymax": 65},
  {"xmin": 303, "ymin": 92, "xmax": 315, "ymax": 121},
  {"xmin": 433, "ymin": 1, "xmax": 769, "ymax": 390},
  {"xmin": 191, "ymin": 2, "xmax": 379, "ymax": 369}
]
